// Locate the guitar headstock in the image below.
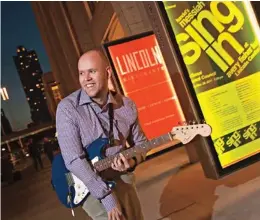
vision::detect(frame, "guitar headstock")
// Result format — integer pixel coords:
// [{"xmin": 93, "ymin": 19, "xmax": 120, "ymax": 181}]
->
[{"xmin": 170, "ymin": 122, "xmax": 212, "ymax": 144}]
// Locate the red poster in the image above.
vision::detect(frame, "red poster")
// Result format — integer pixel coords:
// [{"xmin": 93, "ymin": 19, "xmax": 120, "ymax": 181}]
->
[{"xmin": 107, "ymin": 34, "xmax": 185, "ymax": 139}]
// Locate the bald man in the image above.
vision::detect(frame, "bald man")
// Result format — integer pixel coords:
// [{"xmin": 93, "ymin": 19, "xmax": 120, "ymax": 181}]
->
[{"xmin": 56, "ymin": 50, "xmax": 147, "ymax": 220}]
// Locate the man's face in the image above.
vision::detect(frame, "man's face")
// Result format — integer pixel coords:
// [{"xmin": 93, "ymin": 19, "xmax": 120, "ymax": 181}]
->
[{"xmin": 78, "ymin": 51, "xmax": 110, "ymax": 98}]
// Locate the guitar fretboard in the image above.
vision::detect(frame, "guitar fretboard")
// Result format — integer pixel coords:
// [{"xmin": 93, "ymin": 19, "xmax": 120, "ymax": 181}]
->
[{"xmin": 94, "ymin": 133, "xmax": 172, "ymax": 172}]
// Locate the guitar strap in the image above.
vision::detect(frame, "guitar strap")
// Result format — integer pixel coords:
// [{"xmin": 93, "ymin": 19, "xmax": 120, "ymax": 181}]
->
[
  {"xmin": 89, "ymin": 92, "xmax": 115, "ymax": 147},
  {"xmin": 108, "ymin": 102, "xmax": 114, "ymax": 147}
]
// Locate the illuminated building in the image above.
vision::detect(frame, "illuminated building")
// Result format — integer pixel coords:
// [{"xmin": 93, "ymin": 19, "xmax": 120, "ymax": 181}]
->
[{"xmin": 13, "ymin": 46, "xmax": 51, "ymax": 124}]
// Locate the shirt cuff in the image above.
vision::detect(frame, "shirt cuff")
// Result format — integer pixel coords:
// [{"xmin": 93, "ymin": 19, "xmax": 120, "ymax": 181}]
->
[{"xmin": 101, "ymin": 192, "xmax": 118, "ymax": 212}]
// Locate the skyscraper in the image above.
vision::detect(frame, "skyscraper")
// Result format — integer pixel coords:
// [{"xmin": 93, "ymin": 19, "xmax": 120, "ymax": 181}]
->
[{"xmin": 13, "ymin": 46, "xmax": 51, "ymax": 124}]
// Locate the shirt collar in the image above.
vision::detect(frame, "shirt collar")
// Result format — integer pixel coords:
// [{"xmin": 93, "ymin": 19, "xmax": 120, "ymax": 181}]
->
[
  {"xmin": 107, "ymin": 91, "xmax": 117, "ymax": 105},
  {"xmin": 79, "ymin": 89, "xmax": 118, "ymax": 106},
  {"xmin": 79, "ymin": 89, "xmax": 92, "ymax": 106}
]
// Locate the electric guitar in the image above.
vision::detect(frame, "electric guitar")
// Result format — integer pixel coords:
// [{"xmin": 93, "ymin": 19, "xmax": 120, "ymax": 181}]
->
[{"xmin": 51, "ymin": 123, "xmax": 211, "ymax": 212}]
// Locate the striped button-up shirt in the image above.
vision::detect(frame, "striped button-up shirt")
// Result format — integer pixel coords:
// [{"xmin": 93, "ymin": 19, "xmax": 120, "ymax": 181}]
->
[{"xmin": 56, "ymin": 89, "xmax": 147, "ymax": 211}]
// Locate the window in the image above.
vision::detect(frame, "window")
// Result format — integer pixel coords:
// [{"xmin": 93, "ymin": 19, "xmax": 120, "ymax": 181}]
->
[
  {"xmin": 51, "ymin": 85, "xmax": 62, "ymax": 104},
  {"xmin": 102, "ymin": 14, "xmax": 125, "ymax": 43},
  {"xmin": 0, "ymin": 87, "xmax": 9, "ymax": 101},
  {"xmin": 85, "ymin": 1, "xmax": 98, "ymax": 20},
  {"xmin": 89, "ymin": 2, "xmax": 96, "ymax": 14}
]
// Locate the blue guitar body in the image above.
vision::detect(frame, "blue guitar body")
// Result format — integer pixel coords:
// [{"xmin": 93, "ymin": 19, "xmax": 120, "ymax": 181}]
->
[{"xmin": 51, "ymin": 138, "xmax": 114, "ymax": 209}]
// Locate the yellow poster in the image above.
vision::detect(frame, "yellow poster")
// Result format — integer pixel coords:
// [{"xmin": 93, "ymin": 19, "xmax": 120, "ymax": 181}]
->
[{"xmin": 163, "ymin": 1, "xmax": 260, "ymax": 168}]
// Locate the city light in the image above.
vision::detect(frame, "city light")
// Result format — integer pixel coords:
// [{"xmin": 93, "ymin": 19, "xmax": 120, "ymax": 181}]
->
[{"xmin": 0, "ymin": 87, "xmax": 9, "ymax": 101}]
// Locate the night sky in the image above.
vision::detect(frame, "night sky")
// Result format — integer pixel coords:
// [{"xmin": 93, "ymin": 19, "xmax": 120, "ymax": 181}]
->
[{"xmin": 1, "ymin": 1, "xmax": 51, "ymax": 131}]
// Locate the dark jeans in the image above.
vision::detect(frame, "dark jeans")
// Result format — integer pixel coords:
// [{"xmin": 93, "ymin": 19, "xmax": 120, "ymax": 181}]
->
[{"xmin": 32, "ymin": 155, "xmax": 43, "ymax": 171}]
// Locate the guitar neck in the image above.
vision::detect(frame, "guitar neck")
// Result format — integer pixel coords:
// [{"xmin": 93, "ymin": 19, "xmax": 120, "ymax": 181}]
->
[{"xmin": 94, "ymin": 133, "xmax": 173, "ymax": 172}]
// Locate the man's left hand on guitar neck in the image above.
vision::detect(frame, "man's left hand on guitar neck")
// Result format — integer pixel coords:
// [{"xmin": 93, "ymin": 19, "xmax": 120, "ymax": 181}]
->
[{"xmin": 111, "ymin": 153, "xmax": 137, "ymax": 172}]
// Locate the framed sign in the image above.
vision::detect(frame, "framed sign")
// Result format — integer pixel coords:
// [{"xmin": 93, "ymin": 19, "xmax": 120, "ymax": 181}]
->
[
  {"xmin": 103, "ymin": 32, "xmax": 185, "ymax": 142},
  {"xmin": 159, "ymin": 1, "xmax": 260, "ymax": 176}
]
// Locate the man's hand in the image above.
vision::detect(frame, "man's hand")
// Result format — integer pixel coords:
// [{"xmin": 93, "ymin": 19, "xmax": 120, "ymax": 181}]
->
[
  {"xmin": 108, "ymin": 206, "xmax": 125, "ymax": 220},
  {"xmin": 111, "ymin": 153, "xmax": 136, "ymax": 172}
]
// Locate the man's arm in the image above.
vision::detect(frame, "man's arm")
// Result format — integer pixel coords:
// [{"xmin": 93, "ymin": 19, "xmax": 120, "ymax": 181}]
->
[{"xmin": 56, "ymin": 101, "xmax": 118, "ymax": 212}]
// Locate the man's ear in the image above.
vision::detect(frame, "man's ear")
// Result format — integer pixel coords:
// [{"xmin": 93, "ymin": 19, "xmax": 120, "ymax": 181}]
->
[{"xmin": 106, "ymin": 66, "xmax": 112, "ymax": 79}]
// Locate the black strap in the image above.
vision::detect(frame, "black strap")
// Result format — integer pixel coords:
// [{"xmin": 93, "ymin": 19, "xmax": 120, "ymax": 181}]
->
[
  {"xmin": 88, "ymin": 92, "xmax": 116, "ymax": 147},
  {"xmin": 108, "ymin": 103, "xmax": 114, "ymax": 147}
]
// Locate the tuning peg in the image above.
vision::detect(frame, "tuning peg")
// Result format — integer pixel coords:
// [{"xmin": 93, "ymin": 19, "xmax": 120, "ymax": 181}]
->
[
  {"xmin": 189, "ymin": 120, "xmax": 196, "ymax": 125},
  {"xmin": 188, "ymin": 120, "xmax": 193, "ymax": 125},
  {"xmin": 178, "ymin": 121, "xmax": 186, "ymax": 126}
]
